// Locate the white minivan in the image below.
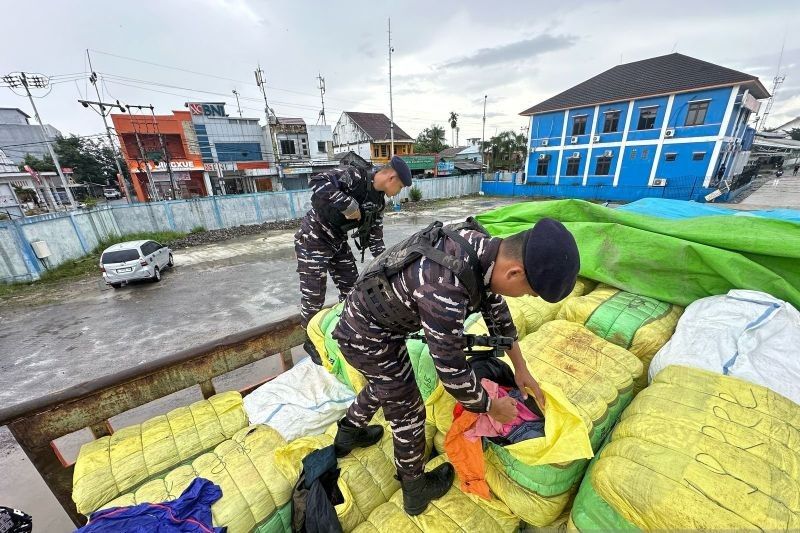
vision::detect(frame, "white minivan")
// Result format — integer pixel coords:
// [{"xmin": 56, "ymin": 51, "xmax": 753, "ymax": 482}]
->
[{"xmin": 100, "ymin": 240, "xmax": 174, "ymax": 288}]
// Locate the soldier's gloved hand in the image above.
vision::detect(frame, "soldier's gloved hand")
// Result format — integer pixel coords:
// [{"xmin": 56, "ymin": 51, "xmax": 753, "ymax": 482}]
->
[{"xmin": 488, "ymin": 396, "xmax": 517, "ymax": 424}]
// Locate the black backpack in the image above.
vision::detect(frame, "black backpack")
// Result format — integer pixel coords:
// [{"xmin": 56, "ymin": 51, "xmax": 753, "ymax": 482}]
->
[{"xmin": 356, "ymin": 217, "xmax": 492, "ymax": 331}]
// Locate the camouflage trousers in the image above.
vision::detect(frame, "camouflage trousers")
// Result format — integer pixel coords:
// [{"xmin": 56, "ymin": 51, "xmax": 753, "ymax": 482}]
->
[
  {"xmin": 334, "ymin": 319, "xmax": 427, "ymax": 480},
  {"xmin": 294, "ymin": 228, "xmax": 358, "ymax": 328}
]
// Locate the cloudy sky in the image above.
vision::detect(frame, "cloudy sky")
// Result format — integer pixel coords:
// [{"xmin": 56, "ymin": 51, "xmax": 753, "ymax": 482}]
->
[{"xmin": 2, "ymin": 0, "xmax": 799, "ymax": 144}]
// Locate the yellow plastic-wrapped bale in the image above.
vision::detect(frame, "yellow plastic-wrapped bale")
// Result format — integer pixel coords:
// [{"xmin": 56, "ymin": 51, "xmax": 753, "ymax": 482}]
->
[
  {"xmin": 556, "ymin": 284, "xmax": 682, "ymax": 392},
  {"xmin": 512, "ymin": 277, "xmax": 590, "ymax": 334},
  {"xmin": 73, "ymin": 391, "xmax": 248, "ymax": 516},
  {"xmin": 274, "ymin": 415, "xmax": 403, "ymax": 532},
  {"xmin": 98, "ymin": 424, "xmax": 293, "ymax": 533},
  {"xmin": 571, "ymin": 365, "xmax": 800, "ymax": 531},
  {"xmin": 308, "ymin": 303, "xmax": 368, "ymax": 393},
  {"xmin": 484, "ymin": 321, "xmax": 641, "ymax": 526},
  {"xmin": 352, "ymin": 455, "xmax": 519, "ymax": 533}
]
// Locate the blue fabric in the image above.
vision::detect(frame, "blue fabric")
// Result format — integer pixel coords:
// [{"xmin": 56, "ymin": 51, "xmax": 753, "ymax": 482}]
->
[
  {"xmin": 505, "ymin": 420, "xmax": 545, "ymax": 443},
  {"xmin": 617, "ymin": 198, "xmax": 800, "ymax": 223},
  {"xmin": 77, "ymin": 478, "xmax": 224, "ymax": 533}
]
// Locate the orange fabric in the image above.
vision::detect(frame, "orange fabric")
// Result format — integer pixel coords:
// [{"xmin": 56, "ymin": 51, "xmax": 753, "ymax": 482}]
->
[{"xmin": 444, "ymin": 410, "xmax": 491, "ymax": 500}]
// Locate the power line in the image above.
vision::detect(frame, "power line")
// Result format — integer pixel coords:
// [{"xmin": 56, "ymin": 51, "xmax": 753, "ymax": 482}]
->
[
  {"xmin": 0, "ymin": 133, "xmax": 107, "ymax": 151},
  {"xmin": 89, "ymin": 49, "xmax": 366, "ymax": 105}
]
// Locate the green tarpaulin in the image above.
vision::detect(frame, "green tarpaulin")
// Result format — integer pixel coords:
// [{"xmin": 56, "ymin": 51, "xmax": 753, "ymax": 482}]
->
[{"xmin": 475, "ymin": 199, "xmax": 800, "ymax": 309}]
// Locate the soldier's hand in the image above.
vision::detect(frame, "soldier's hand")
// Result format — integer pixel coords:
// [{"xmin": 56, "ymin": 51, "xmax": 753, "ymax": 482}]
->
[
  {"xmin": 514, "ymin": 367, "xmax": 546, "ymax": 408},
  {"xmin": 345, "ymin": 209, "xmax": 362, "ymax": 220},
  {"xmin": 488, "ymin": 396, "xmax": 517, "ymax": 424}
]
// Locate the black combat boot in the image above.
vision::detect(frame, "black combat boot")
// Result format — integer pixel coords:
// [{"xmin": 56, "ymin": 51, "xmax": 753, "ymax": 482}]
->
[
  {"xmin": 333, "ymin": 417, "xmax": 384, "ymax": 458},
  {"xmin": 401, "ymin": 462, "xmax": 455, "ymax": 516}
]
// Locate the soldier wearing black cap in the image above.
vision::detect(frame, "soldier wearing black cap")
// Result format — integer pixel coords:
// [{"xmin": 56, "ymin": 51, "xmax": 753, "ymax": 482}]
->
[
  {"xmin": 331, "ymin": 216, "xmax": 579, "ymax": 515},
  {"xmin": 295, "ymin": 156, "xmax": 413, "ymax": 362}
]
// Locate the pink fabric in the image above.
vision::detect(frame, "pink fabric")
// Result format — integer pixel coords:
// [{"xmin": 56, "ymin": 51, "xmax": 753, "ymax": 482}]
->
[{"xmin": 463, "ymin": 379, "xmax": 538, "ymax": 442}]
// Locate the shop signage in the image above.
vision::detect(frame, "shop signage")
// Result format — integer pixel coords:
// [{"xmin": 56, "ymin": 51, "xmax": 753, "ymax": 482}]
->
[
  {"xmin": 203, "ymin": 162, "xmax": 237, "ymax": 172},
  {"xmin": 281, "ymin": 166, "xmax": 312, "ymax": 175},
  {"xmin": 436, "ymin": 161, "xmax": 455, "ymax": 175},
  {"xmin": 188, "ymin": 102, "xmax": 226, "ymax": 117},
  {"xmin": 154, "ymin": 160, "xmax": 196, "ymax": 171}
]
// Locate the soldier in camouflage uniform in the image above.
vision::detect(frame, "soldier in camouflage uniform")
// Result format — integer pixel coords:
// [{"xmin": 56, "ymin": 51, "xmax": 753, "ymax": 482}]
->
[
  {"xmin": 332, "ymin": 217, "xmax": 580, "ymax": 515},
  {"xmin": 295, "ymin": 156, "xmax": 412, "ymax": 362}
]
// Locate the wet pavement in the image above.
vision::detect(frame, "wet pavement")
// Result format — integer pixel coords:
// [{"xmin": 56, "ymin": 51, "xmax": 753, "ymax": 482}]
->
[{"xmin": 0, "ymin": 196, "xmax": 517, "ymax": 531}]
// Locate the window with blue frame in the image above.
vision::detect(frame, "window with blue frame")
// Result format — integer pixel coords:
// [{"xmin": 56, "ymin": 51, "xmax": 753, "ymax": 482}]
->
[
  {"xmin": 664, "ymin": 152, "xmax": 677, "ymax": 161},
  {"xmin": 536, "ymin": 155, "xmax": 550, "ymax": 176},
  {"xmin": 595, "ymin": 156, "xmax": 612, "ymax": 175},
  {"xmin": 692, "ymin": 151, "xmax": 706, "ymax": 161},
  {"xmin": 566, "ymin": 155, "xmax": 580, "ymax": 176},
  {"xmin": 685, "ymin": 100, "xmax": 710, "ymax": 126},
  {"xmin": 637, "ymin": 106, "xmax": 658, "ymax": 130},
  {"xmin": 572, "ymin": 115, "xmax": 587, "ymax": 136},
  {"xmin": 602, "ymin": 111, "xmax": 620, "ymax": 133}
]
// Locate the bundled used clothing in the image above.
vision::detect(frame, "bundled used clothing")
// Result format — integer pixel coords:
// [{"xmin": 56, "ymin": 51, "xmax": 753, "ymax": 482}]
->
[
  {"xmin": 77, "ymin": 478, "xmax": 224, "ymax": 533},
  {"xmin": 445, "ymin": 379, "xmax": 545, "ymax": 499},
  {"xmin": 292, "ymin": 446, "xmax": 344, "ymax": 533}
]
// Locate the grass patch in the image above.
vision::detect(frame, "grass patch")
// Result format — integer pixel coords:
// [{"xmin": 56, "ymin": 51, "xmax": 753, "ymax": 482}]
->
[
  {"xmin": 0, "ymin": 230, "xmax": 186, "ymax": 300},
  {"xmin": 189, "ymin": 226, "xmax": 206, "ymax": 234}
]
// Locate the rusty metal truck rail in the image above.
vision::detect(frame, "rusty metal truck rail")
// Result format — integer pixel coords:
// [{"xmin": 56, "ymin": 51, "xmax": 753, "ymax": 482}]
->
[{"xmin": 0, "ymin": 314, "xmax": 305, "ymax": 526}]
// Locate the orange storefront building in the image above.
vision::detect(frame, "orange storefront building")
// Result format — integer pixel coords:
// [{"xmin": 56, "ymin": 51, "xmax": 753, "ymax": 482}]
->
[{"xmin": 111, "ymin": 110, "xmax": 208, "ymax": 201}]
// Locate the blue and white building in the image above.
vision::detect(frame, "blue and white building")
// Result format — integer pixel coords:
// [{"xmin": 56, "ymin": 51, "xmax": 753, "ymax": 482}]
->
[{"xmin": 497, "ymin": 54, "xmax": 770, "ymax": 201}]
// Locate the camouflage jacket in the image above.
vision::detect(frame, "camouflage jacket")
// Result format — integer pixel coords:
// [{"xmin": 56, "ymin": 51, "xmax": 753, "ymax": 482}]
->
[
  {"xmin": 335, "ymin": 229, "xmax": 517, "ymax": 413},
  {"xmin": 301, "ymin": 166, "xmax": 385, "ymax": 255}
]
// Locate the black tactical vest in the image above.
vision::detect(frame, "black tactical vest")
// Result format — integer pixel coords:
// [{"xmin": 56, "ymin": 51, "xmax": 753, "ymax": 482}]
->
[
  {"xmin": 311, "ymin": 169, "xmax": 385, "ymax": 235},
  {"xmin": 356, "ymin": 218, "xmax": 491, "ymax": 331}
]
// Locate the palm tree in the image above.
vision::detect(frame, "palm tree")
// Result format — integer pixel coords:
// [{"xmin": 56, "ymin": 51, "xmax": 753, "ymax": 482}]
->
[
  {"xmin": 449, "ymin": 112, "xmax": 458, "ymax": 147},
  {"xmin": 483, "ymin": 131, "xmax": 528, "ymax": 171},
  {"xmin": 429, "ymin": 125, "xmax": 447, "ymax": 152}
]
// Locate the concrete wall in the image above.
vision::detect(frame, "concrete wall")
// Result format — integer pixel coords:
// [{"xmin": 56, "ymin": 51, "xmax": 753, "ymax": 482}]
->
[{"xmin": 0, "ymin": 177, "xmax": 476, "ymax": 283}]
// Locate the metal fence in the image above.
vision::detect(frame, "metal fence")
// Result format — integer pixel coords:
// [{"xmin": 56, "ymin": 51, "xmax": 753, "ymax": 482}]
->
[{"xmin": 0, "ymin": 174, "xmax": 482, "ymax": 283}]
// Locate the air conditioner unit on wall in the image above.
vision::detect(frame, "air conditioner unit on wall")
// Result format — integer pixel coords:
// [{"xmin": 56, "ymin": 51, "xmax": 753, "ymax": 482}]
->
[
  {"xmin": 665, "ymin": 129, "xmax": 675, "ymax": 138},
  {"xmin": 592, "ymin": 135, "xmax": 600, "ymax": 142},
  {"xmin": 652, "ymin": 178, "xmax": 667, "ymax": 187},
  {"xmin": 540, "ymin": 139, "xmax": 549, "ymax": 146},
  {"xmin": 572, "ymin": 152, "xmax": 580, "ymax": 158},
  {"xmin": 538, "ymin": 153, "xmax": 548, "ymax": 160},
  {"xmin": 570, "ymin": 136, "xmax": 579, "ymax": 144},
  {"xmin": 603, "ymin": 150, "xmax": 613, "ymax": 157}
]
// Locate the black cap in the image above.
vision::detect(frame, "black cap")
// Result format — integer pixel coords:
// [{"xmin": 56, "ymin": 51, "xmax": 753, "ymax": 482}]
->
[
  {"xmin": 522, "ymin": 218, "xmax": 580, "ymax": 303},
  {"xmin": 389, "ymin": 156, "xmax": 413, "ymax": 186}
]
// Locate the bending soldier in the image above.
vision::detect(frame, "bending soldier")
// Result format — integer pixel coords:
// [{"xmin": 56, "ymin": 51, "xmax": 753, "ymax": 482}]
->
[
  {"xmin": 332, "ymin": 217, "xmax": 580, "ymax": 515},
  {"xmin": 295, "ymin": 156, "xmax": 412, "ymax": 362}
]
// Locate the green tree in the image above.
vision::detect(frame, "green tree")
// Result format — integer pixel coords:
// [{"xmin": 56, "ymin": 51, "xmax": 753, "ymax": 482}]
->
[
  {"xmin": 482, "ymin": 130, "xmax": 528, "ymax": 171},
  {"xmin": 414, "ymin": 125, "xmax": 448, "ymax": 153},
  {"xmin": 20, "ymin": 153, "xmax": 55, "ymax": 172},
  {"xmin": 17, "ymin": 135, "xmax": 126, "ymax": 185},
  {"xmin": 789, "ymin": 128, "xmax": 800, "ymax": 141}
]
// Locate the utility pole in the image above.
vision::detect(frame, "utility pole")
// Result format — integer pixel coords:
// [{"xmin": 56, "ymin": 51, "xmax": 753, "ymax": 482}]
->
[
  {"xmin": 388, "ymin": 18, "xmax": 395, "ymax": 158},
  {"xmin": 232, "ymin": 89, "xmax": 243, "ymax": 117},
  {"xmin": 3, "ymin": 72, "xmax": 75, "ymax": 208},
  {"xmin": 255, "ymin": 65, "xmax": 279, "ymax": 165},
  {"xmin": 84, "ymin": 50, "xmax": 133, "ymax": 203},
  {"xmin": 481, "ymin": 95, "xmax": 487, "ymax": 173},
  {"xmin": 126, "ymin": 106, "xmax": 159, "ymax": 201},
  {"xmin": 757, "ymin": 40, "xmax": 786, "ymax": 132},
  {"xmin": 147, "ymin": 105, "xmax": 178, "ymax": 200},
  {"xmin": 316, "ymin": 74, "xmax": 326, "ymax": 125}
]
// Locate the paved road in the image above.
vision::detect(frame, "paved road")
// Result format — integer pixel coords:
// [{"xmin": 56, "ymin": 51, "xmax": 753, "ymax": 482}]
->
[
  {"xmin": 0, "ymin": 196, "xmax": 516, "ymax": 531},
  {"xmin": 738, "ymin": 173, "xmax": 800, "ymax": 208}
]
